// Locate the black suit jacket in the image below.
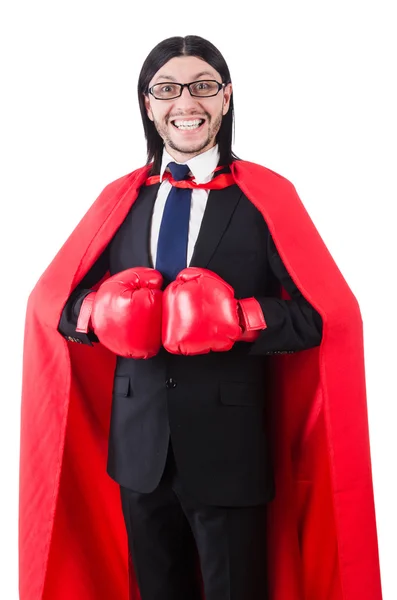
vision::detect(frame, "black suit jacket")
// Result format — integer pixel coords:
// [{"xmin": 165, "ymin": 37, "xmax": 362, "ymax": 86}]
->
[{"xmin": 58, "ymin": 174, "xmax": 323, "ymax": 506}]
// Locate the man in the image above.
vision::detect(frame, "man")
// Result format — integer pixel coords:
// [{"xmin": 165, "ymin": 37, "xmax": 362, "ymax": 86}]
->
[{"xmin": 19, "ymin": 35, "xmax": 382, "ymax": 600}]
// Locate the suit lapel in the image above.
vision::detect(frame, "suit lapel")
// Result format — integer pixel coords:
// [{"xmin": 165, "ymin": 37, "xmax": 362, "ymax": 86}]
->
[
  {"xmin": 127, "ymin": 182, "xmax": 160, "ymax": 269},
  {"xmin": 189, "ymin": 184, "xmax": 242, "ymax": 268}
]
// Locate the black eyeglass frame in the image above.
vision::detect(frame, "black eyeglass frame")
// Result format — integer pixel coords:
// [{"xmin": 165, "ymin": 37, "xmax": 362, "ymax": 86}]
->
[{"xmin": 147, "ymin": 80, "xmax": 227, "ymax": 100}]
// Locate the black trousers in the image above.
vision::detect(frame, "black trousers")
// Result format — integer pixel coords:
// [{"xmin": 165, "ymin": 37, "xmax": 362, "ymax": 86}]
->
[{"xmin": 119, "ymin": 440, "xmax": 269, "ymax": 600}]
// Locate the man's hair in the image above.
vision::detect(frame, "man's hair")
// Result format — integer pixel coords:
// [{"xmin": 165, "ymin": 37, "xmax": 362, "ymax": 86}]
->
[{"xmin": 137, "ymin": 35, "xmax": 241, "ymax": 175}]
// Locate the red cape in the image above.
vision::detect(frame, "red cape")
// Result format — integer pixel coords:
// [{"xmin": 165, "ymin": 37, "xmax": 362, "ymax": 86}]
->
[{"xmin": 19, "ymin": 160, "xmax": 383, "ymax": 599}]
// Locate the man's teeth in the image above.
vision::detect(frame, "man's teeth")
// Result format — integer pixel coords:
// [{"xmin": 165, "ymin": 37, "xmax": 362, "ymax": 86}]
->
[{"xmin": 173, "ymin": 119, "xmax": 204, "ymax": 130}]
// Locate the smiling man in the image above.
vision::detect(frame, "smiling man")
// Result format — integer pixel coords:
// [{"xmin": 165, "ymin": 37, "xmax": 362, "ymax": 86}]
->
[{"xmin": 19, "ymin": 35, "xmax": 382, "ymax": 600}]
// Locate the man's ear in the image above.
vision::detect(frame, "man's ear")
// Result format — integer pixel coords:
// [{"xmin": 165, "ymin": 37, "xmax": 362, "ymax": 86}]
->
[
  {"xmin": 144, "ymin": 94, "xmax": 154, "ymax": 122},
  {"xmin": 222, "ymin": 83, "xmax": 233, "ymax": 116}
]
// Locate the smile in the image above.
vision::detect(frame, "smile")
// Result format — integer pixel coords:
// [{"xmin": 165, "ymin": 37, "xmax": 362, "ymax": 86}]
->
[{"xmin": 171, "ymin": 119, "xmax": 205, "ymax": 131}]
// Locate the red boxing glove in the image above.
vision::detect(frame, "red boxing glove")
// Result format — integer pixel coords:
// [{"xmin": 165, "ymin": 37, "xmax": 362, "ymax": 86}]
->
[
  {"xmin": 76, "ymin": 267, "xmax": 163, "ymax": 359},
  {"xmin": 162, "ymin": 267, "xmax": 266, "ymax": 355}
]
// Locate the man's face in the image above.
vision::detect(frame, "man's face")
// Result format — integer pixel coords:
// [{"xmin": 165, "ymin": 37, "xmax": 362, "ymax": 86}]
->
[{"xmin": 144, "ymin": 56, "xmax": 232, "ymax": 163}]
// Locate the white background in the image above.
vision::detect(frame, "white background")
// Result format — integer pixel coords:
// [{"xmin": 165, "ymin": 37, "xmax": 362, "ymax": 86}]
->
[{"xmin": 1, "ymin": 1, "xmax": 395, "ymax": 598}]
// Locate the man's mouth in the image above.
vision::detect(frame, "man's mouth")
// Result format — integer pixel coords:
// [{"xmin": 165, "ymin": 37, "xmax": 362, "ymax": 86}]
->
[{"xmin": 170, "ymin": 118, "xmax": 206, "ymax": 131}]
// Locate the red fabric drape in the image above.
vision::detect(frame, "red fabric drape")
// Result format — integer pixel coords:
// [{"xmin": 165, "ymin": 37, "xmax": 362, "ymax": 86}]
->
[{"xmin": 19, "ymin": 160, "xmax": 382, "ymax": 599}]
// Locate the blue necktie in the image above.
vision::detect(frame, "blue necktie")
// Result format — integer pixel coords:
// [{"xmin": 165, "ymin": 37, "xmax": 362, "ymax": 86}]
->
[{"xmin": 155, "ymin": 162, "xmax": 192, "ymax": 282}]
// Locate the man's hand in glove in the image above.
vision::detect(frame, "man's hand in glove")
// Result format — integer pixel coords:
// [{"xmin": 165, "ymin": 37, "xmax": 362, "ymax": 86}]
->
[
  {"xmin": 76, "ymin": 267, "xmax": 163, "ymax": 359},
  {"xmin": 162, "ymin": 267, "xmax": 267, "ymax": 356}
]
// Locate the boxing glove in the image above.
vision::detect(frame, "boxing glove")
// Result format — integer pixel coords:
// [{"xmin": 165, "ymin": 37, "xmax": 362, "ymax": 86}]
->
[
  {"xmin": 76, "ymin": 267, "xmax": 163, "ymax": 358},
  {"xmin": 162, "ymin": 267, "xmax": 266, "ymax": 355}
]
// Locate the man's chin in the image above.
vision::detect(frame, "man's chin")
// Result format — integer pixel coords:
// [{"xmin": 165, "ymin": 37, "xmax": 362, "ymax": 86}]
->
[{"xmin": 167, "ymin": 135, "xmax": 211, "ymax": 155}]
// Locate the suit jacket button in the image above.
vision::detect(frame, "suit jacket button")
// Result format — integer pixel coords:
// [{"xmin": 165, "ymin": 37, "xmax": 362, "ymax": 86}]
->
[{"xmin": 166, "ymin": 378, "xmax": 177, "ymax": 389}]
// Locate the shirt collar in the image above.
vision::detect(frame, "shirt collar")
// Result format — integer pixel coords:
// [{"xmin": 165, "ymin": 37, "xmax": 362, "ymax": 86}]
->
[{"xmin": 159, "ymin": 144, "xmax": 220, "ymax": 185}]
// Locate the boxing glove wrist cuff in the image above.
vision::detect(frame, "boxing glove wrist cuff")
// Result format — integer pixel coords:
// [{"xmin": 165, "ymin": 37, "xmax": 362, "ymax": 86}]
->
[
  {"xmin": 237, "ymin": 297, "xmax": 267, "ymax": 332},
  {"xmin": 76, "ymin": 292, "xmax": 96, "ymax": 333}
]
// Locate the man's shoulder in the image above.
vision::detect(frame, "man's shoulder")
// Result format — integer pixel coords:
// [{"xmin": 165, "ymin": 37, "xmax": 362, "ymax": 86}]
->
[
  {"xmin": 100, "ymin": 164, "xmax": 150, "ymax": 194},
  {"xmin": 232, "ymin": 158, "xmax": 296, "ymax": 193}
]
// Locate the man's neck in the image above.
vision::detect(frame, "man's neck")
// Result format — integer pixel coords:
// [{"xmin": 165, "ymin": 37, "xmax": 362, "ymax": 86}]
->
[{"xmin": 164, "ymin": 142, "xmax": 216, "ymax": 164}]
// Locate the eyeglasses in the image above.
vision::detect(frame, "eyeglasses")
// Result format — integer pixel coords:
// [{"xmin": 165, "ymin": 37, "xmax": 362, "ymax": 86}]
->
[{"xmin": 147, "ymin": 79, "xmax": 226, "ymax": 100}]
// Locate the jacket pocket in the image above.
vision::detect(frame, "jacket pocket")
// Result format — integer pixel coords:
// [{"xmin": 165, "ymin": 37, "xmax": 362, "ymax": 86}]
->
[
  {"xmin": 219, "ymin": 381, "xmax": 264, "ymax": 406},
  {"xmin": 112, "ymin": 375, "xmax": 130, "ymax": 397}
]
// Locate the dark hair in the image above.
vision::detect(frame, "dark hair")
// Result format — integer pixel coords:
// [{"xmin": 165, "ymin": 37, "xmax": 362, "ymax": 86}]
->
[{"xmin": 137, "ymin": 35, "xmax": 241, "ymax": 175}]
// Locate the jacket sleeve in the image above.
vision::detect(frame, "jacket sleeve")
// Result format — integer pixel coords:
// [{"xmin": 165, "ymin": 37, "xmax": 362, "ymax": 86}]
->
[
  {"xmin": 57, "ymin": 245, "xmax": 110, "ymax": 346},
  {"xmin": 247, "ymin": 233, "xmax": 323, "ymax": 356}
]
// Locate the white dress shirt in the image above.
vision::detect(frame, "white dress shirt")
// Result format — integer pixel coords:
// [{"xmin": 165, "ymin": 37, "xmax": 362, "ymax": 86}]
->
[{"xmin": 150, "ymin": 144, "xmax": 221, "ymax": 268}]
